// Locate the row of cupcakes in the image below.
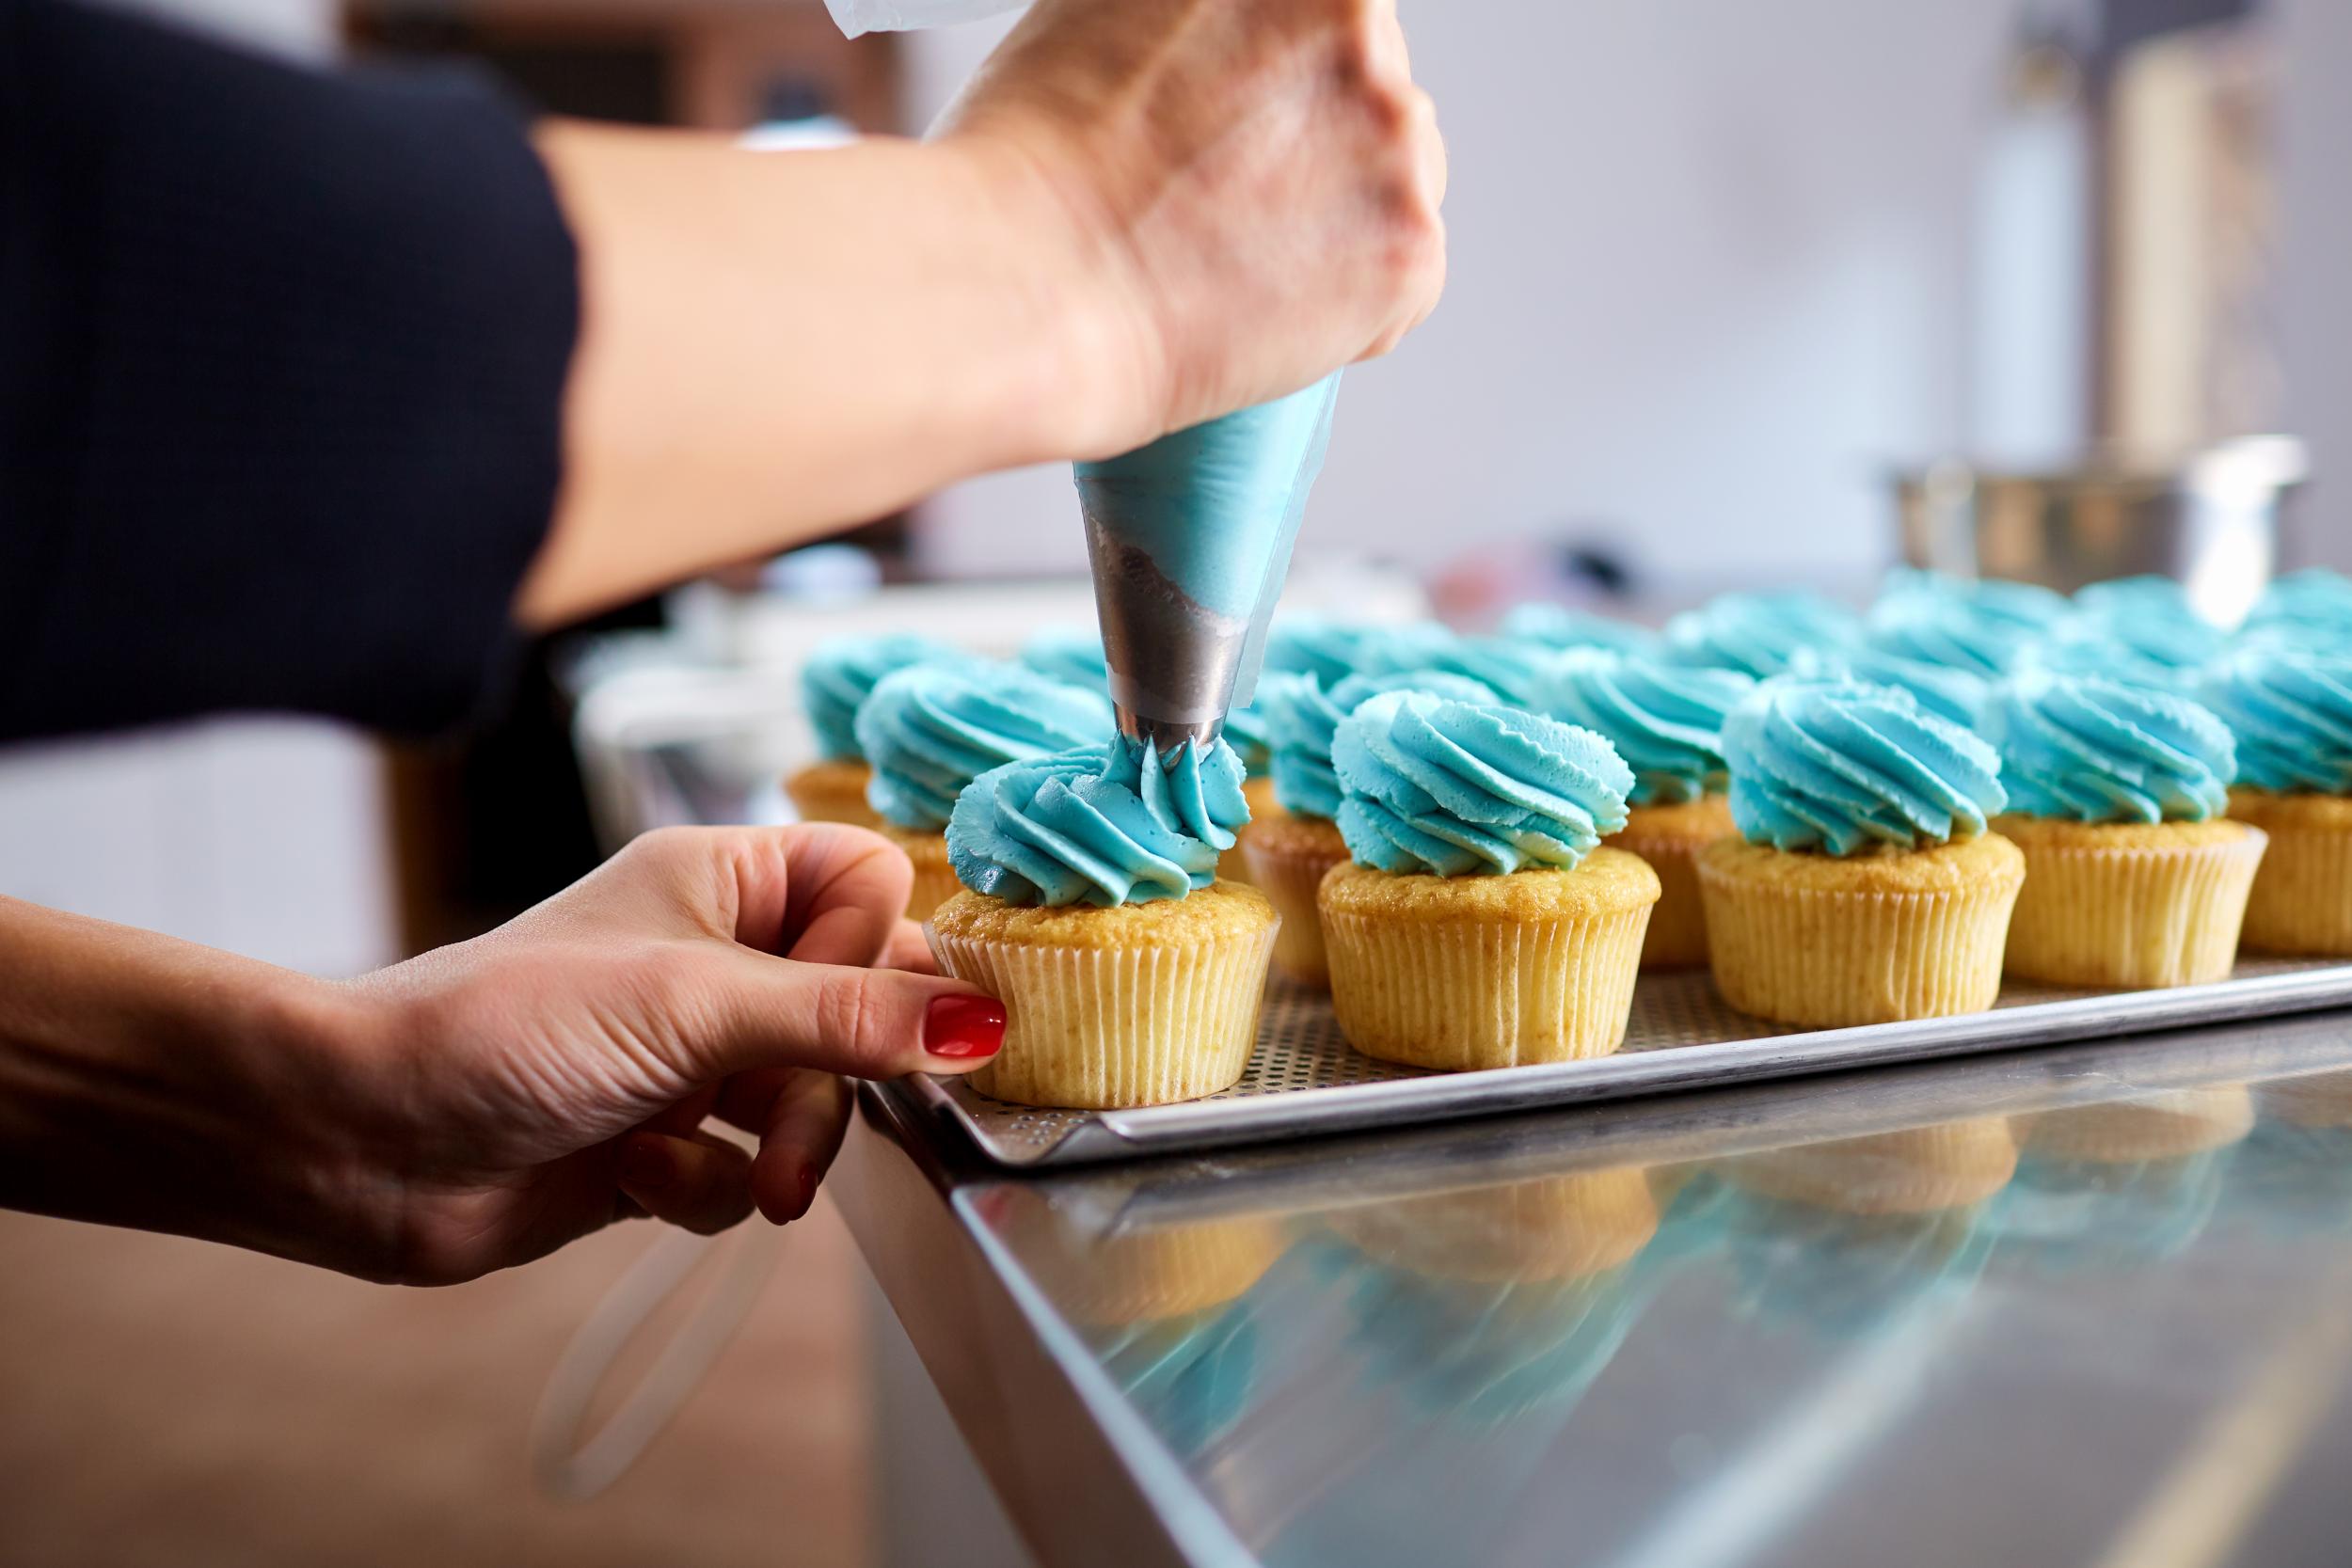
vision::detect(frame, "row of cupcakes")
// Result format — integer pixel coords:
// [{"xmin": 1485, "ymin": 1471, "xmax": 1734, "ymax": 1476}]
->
[{"xmin": 776, "ymin": 569, "xmax": 2352, "ymax": 1109}]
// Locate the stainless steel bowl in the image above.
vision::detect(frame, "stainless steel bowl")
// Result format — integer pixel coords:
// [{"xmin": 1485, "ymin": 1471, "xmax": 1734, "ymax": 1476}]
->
[{"xmin": 1895, "ymin": 436, "xmax": 2305, "ymax": 625}]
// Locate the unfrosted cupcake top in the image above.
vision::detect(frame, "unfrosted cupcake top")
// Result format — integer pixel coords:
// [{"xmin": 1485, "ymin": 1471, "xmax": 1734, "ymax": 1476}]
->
[
  {"xmin": 1663, "ymin": 591, "xmax": 1862, "ymax": 679},
  {"xmin": 1792, "ymin": 643, "xmax": 1989, "ymax": 730},
  {"xmin": 1866, "ymin": 572, "xmax": 2066, "ymax": 678},
  {"xmin": 946, "ymin": 736, "xmax": 1250, "ymax": 907},
  {"xmin": 1540, "ymin": 649, "xmax": 1753, "ymax": 805},
  {"xmin": 1499, "ymin": 603, "xmax": 1661, "ymax": 657},
  {"xmin": 1259, "ymin": 668, "xmax": 1498, "ymax": 820},
  {"xmin": 1723, "ymin": 678, "xmax": 2008, "ymax": 856},
  {"xmin": 1016, "ymin": 626, "xmax": 1111, "ymax": 693},
  {"xmin": 1985, "ymin": 671, "xmax": 2234, "ymax": 823},
  {"xmin": 855, "ymin": 663, "xmax": 1113, "ymax": 831},
  {"xmin": 802, "ymin": 634, "xmax": 958, "ymax": 761},
  {"xmin": 2200, "ymin": 644, "xmax": 2352, "ymax": 794},
  {"xmin": 1331, "ymin": 690, "xmax": 1632, "ymax": 877}
]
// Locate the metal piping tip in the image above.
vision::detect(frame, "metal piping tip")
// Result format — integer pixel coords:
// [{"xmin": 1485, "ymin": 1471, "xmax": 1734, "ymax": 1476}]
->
[{"xmin": 1118, "ymin": 709, "xmax": 1222, "ymax": 753}]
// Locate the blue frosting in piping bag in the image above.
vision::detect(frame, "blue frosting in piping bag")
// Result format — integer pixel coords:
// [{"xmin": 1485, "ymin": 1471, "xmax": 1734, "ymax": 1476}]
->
[{"xmin": 1075, "ymin": 375, "xmax": 1342, "ymax": 741}]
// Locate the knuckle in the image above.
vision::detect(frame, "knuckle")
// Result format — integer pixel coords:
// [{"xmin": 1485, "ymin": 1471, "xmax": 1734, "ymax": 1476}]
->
[{"xmin": 814, "ymin": 968, "xmax": 892, "ymax": 1065}]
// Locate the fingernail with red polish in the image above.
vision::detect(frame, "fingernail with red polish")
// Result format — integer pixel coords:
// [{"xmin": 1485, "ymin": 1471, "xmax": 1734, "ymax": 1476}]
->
[
  {"xmin": 619, "ymin": 1136, "xmax": 673, "ymax": 1190},
  {"xmin": 924, "ymin": 994, "xmax": 1006, "ymax": 1059}
]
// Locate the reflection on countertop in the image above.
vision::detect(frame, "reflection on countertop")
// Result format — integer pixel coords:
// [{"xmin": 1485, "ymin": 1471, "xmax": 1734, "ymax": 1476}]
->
[{"xmin": 963, "ymin": 1010, "xmax": 2352, "ymax": 1568}]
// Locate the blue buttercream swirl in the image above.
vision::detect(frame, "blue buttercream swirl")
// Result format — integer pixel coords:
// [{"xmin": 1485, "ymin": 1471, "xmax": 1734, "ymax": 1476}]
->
[
  {"xmin": 1221, "ymin": 696, "xmax": 1274, "ymax": 775},
  {"xmin": 1500, "ymin": 604, "xmax": 1661, "ymax": 657},
  {"xmin": 1332, "ymin": 691, "xmax": 1633, "ymax": 876},
  {"xmin": 1016, "ymin": 626, "xmax": 1111, "ymax": 694},
  {"xmin": 1540, "ymin": 650, "xmax": 1754, "ymax": 804},
  {"xmin": 1985, "ymin": 670, "xmax": 2234, "ymax": 822},
  {"xmin": 1664, "ymin": 592, "xmax": 1862, "ymax": 679},
  {"xmin": 1260, "ymin": 668, "xmax": 1499, "ymax": 820},
  {"xmin": 2200, "ymin": 644, "xmax": 2352, "ymax": 794},
  {"xmin": 802, "ymin": 634, "xmax": 958, "ymax": 761},
  {"xmin": 2244, "ymin": 569, "xmax": 2352, "ymax": 644},
  {"xmin": 1724, "ymin": 678, "xmax": 2008, "ymax": 855},
  {"xmin": 1876, "ymin": 569, "xmax": 2070, "ymax": 635},
  {"xmin": 854, "ymin": 663, "xmax": 1113, "ymax": 831},
  {"xmin": 946, "ymin": 736, "xmax": 1251, "ymax": 907},
  {"xmin": 1867, "ymin": 589, "xmax": 2054, "ymax": 678},
  {"xmin": 1263, "ymin": 617, "xmax": 1380, "ymax": 688},
  {"xmin": 1793, "ymin": 644, "xmax": 1990, "ymax": 730}
]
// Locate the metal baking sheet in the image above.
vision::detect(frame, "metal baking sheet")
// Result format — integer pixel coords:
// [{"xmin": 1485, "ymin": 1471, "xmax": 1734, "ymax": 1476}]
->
[{"xmin": 885, "ymin": 958, "xmax": 2352, "ymax": 1168}]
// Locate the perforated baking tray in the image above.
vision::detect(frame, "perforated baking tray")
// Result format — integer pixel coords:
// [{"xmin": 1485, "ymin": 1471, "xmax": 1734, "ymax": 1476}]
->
[{"xmin": 883, "ymin": 959, "xmax": 2352, "ymax": 1168}]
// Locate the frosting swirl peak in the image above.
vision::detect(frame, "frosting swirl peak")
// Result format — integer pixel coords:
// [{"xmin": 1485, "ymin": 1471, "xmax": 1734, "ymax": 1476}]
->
[
  {"xmin": 1664, "ymin": 592, "xmax": 1862, "ymax": 679},
  {"xmin": 1540, "ymin": 650, "xmax": 1754, "ymax": 804},
  {"xmin": 1986, "ymin": 671, "xmax": 2233, "ymax": 822},
  {"xmin": 802, "ymin": 634, "xmax": 957, "ymax": 761},
  {"xmin": 1724, "ymin": 678, "xmax": 2007, "ymax": 855},
  {"xmin": 2200, "ymin": 644, "xmax": 2352, "ymax": 794},
  {"xmin": 1259, "ymin": 668, "xmax": 1498, "ymax": 820},
  {"xmin": 1332, "ymin": 691, "xmax": 1632, "ymax": 876},
  {"xmin": 947, "ymin": 736, "xmax": 1251, "ymax": 907}
]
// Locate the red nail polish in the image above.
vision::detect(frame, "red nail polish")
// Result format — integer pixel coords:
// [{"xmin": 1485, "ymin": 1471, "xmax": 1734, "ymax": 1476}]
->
[
  {"xmin": 924, "ymin": 994, "xmax": 1006, "ymax": 1058},
  {"xmin": 619, "ymin": 1136, "xmax": 673, "ymax": 1189}
]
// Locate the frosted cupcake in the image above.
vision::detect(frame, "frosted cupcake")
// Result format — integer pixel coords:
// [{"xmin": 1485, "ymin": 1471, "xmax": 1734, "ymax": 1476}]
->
[
  {"xmin": 1541, "ymin": 649, "xmax": 1753, "ymax": 968},
  {"xmin": 1866, "ymin": 570, "xmax": 2067, "ymax": 677},
  {"xmin": 1793, "ymin": 642, "xmax": 1988, "ymax": 729},
  {"xmin": 1698, "ymin": 678, "xmax": 2022, "ymax": 1026},
  {"xmin": 2201, "ymin": 643, "xmax": 2352, "ymax": 955},
  {"xmin": 2201, "ymin": 639, "xmax": 2352, "ymax": 958},
  {"xmin": 786, "ymin": 634, "xmax": 955, "ymax": 827},
  {"xmin": 930, "ymin": 736, "xmax": 1276, "ymax": 1107},
  {"xmin": 1016, "ymin": 626, "xmax": 1111, "ymax": 692},
  {"xmin": 1662, "ymin": 590, "xmax": 1862, "ymax": 679},
  {"xmin": 1319, "ymin": 690, "xmax": 1659, "ymax": 1069},
  {"xmin": 2028, "ymin": 577, "xmax": 2225, "ymax": 698},
  {"xmin": 1986, "ymin": 671, "xmax": 2263, "ymax": 988},
  {"xmin": 1243, "ymin": 668, "xmax": 1494, "ymax": 985},
  {"xmin": 1500, "ymin": 603, "xmax": 1661, "ymax": 656},
  {"xmin": 854, "ymin": 663, "xmax": 1111, "ymax": 922}
]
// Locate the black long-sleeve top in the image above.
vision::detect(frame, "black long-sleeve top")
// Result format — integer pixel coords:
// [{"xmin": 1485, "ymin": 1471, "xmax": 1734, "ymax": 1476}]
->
[{"xmin": 0, "ymin": 0, "xmax": 579, "ymax": 741}]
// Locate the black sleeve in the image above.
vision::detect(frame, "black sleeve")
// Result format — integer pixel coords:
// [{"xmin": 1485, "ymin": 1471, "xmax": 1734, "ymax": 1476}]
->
[{"xmin": 0, "ymin": 0, "xmax": 579, "ymax": 741}]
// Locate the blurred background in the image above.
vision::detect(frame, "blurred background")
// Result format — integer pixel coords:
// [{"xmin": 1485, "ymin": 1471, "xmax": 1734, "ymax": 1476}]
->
[{"xmin": 1, "ymin": 0, "xmax": 2346, "ymax": 1562}]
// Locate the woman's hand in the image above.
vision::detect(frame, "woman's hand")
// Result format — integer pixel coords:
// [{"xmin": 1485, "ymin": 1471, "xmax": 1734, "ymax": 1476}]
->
[
  {"xmin": 0, "ymin": 826, "xmax": 1001, "ymax": 1284},
  {"xmin": 942, "ymin": 0, "xmax": 1448, "ymax": 445},
  {"xmin": 523, "ymin": 0, "xmax": 1444, "ymax": 623}
]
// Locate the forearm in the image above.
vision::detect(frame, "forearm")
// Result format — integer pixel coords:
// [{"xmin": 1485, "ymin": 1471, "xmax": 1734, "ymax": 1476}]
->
[
  {"xmin": 0, "ymin": 898, "xmax": 393, "ymax": 1269},
  {"xmin": 519, "ymin": 126, "xmax": 1137, "ymax": 625}
]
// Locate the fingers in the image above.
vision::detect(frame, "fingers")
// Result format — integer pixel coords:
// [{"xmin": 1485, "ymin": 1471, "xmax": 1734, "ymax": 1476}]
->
[
  {"xmin": 883, "ymin": 918, "xmax": 937, "ymax": 974},
  {"xmin": 694, "ymin": 948, "xmax": 1005, "ymax": 1082},
  {"xmin": 750, "ymin": 1073, "xmax": 855, "ymax": 1224},
  {"xmin": 772, "ymin": 824, "xmax": 914, "ymax": 966},
  {"xmin": 615, "ymin": 1130, "xmax": 755, "ymax": 1235}
]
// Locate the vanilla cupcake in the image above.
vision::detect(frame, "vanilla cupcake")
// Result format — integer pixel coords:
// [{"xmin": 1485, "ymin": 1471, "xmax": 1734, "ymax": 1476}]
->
[
  {"xmin": 1319, "ymin": 690, "xmax": 1659, "ymax": 1069},
  {"xmin": 853, "ymin": 662, "xmax": 1111, "ymax": 922},
  {"xmin": 930, "ymin": 736, "xmax": 1276, "ymax": 1107},
  {"xmin": 1542, "ymin": 649, "xmax": 1753, "ymax": 968},
  {"xmin": 1244, "ymin": 667, "xmax": 1495, "ymax": 985},
  {"xmin": 1986, "ymin": 671, "xmax": 2264, "ymax": 988},
  {"xmin": 2201, "ymin": 643, "xmax": 2352, "ymax": 955},
  {"xmin": 785, "ymin": 634, "xmax": 955, "ymax": 827},
  {"xmin": 1698, "ymin": 678, "xmax": 2022, "ymax": 1026}
]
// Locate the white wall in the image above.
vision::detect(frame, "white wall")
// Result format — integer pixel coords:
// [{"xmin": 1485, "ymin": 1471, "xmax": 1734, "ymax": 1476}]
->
[{"xmin": 908, "ymin": 1, "xmax": 2016, "ymax": 589}]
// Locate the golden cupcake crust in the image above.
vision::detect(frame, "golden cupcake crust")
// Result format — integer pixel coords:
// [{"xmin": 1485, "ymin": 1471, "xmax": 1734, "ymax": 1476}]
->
[
  {"xmin": 2229, "ymin": 788, "xmax": 2352, "ymax": 832},
  {"xmin": 1993, "ymin": 815, "xmax": 2262, "ymax": 852},
  {"xmin": 1700, "ymin": 831, "xmax": 2024, "ymax": 895},
  {"xmin": 1320, "ymin": 847, "xmax": 1661, "ymax": 926},
  {"xmin": 1242, "ymin": 774, "xmax": 1283, "ymax": 820},
  {"xmin": 1243, "ymin": 811, "xmax": 1347, "ymax": 861},
  {"xmin": 785, "ymin": 757, "xmax": 879, "ymax": 826},
  {"xmin": 1614, "ymin": 793, "xmax": 1736, "ymax": 846},
  {"xmin": 882, "ymin": 822, "xmax": 953, "ymax": 870},
  {"xmin": 930, "ymin": 879, "xmax": 1276, "ymax": 950}
]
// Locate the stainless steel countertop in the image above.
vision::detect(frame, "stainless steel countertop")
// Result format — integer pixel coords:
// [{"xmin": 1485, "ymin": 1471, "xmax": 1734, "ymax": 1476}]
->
[{"xmin": 831, "ymin": 1006, "xmax": 2352, "ymax": 1568}]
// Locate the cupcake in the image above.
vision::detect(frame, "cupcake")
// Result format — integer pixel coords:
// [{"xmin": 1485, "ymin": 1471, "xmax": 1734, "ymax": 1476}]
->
[
  {"xmin": 930, "ymin": 736, "xmax": 1277, "ymax": 1107},
  {"xmin": 1318, "ymin": 690, "xmax": 1659, "ymax": 1069},
  {"xmin": 1243, "ymin": 667, "xmax": 1496, "ymax": 985},
  {"xmin": 1016, "ymin": 626, "xmax": 1112, "ymax": 692},
  {"xmin": 1866, "ymin": 576, "xmax": 2064, "ymax": 680},
  {"xmin": 1986, "ymin": 671, "xmax": 2264, "ymax": 988},
  {"xmin": 1698, "ymin": 678, "xmax": 2022, "ymax": 1026},
  {"xmin": 2028, "ymin": 578, "xmax": 2225, "ymax": 698},
  {"xmin": 1793, "ymin": 642, "xmax": 1989, "ymax": 729},
  {"xmin": 1662, "ymin": 590, "xmax": 1862, "ymax": 678},
  {"xmin": 1499, "ymin": 603, "xmax": 1661, "ymax": 657},
  {"xmin": 786, "ymin": 634, "xmax": 955, "ymax": 827},
  {"xmin": 1540, "ymin": 649, "xmax": 1753, "ymax": 968},
  {"xmin": 853, "ymin": 662, "xmax": 1111, "ymax": 922},
  {"xmin": 2201, "ymin": 643, "xmax": 2352, "ymax": 954}
]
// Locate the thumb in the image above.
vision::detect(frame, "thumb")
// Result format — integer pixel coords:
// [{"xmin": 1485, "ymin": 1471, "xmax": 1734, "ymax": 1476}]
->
[{"xmin": 689, "ymin": 950, "xmax": 1006, "ymax": 1082}]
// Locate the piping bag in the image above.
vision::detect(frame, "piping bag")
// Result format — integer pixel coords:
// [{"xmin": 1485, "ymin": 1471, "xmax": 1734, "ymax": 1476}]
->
[{"xmin": 1077, "ymin": 374, "xmax": 1342, "ymax": 751}]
